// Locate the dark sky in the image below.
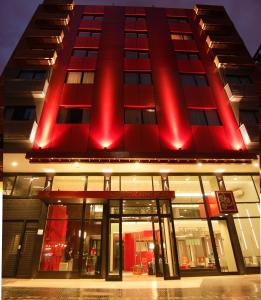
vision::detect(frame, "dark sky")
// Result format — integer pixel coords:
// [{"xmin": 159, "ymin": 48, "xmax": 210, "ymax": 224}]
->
[{"xmin": 0, "ymin": 0, "xmax": 260, "ymax": 73}]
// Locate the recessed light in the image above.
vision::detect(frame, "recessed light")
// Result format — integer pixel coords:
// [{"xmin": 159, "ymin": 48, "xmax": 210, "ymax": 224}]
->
[
  {"xmin": 102, "ymin": 168, "xmax": 112, "ymax": 173},
  {"xmin": 233, "ymin": 177, "xmax": 238, "ymax": 181},
  {"xmin": 73, "ymin": 162, "xmax": 80, "ymax": 168},
  {"xmin": 214, "ymin": 169, "xmax": 225, "ymax": 173},
  {"xmin": 11, "ymin": 161, "xmax": 18, "ymax": 167},
  {"xmin": 197, "ymin": 162, "xmax": 202, "ymax": 167},
  {"xmin": 160, "ymin": 169, "xmax": 170, "ymax": 173},
  {"xmin": 57, "ymin": 200, "xmax": 61, "ymax": 203},
  {"xmin": 253, "ymin": 162, "xmax": 259, "ymax": 168},
  {"xmin": 44, "ymin": 168, "xmax": 55, "ymax": 173}
]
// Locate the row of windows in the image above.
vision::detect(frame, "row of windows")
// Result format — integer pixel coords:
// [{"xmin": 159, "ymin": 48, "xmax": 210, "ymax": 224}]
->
[{"xmin": 5, "ymin": 106, "xmax": 258, "ymax": 126}]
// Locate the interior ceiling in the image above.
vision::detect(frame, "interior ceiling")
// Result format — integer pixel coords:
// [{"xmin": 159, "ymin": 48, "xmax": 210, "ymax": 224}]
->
[{"xmin": 4, "ymin": 153, "xmax": 260, "ymax": 174}]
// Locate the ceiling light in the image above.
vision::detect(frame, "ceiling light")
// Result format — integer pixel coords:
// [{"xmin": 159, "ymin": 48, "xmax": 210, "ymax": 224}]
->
[
  {"xmin": 253, "ymin": 162, "xmax": 259, "ymax": 168},
  {"xmin": 102, "ymin": 168, "xmax": 113, "ymax": 173},
  {"xmin": 44, "ymin": 168, "xmax": 55, "ymax": 173},
  {"xmin": 197, "ymin": 162, "xmax": 202, "ymax": 167},
  {"xmin": 11, "ymin": 161, "xmax": 18, "ymax": 167},
  {"xmin": 73, "ymin": 162, "xmax": 80, "ymax": 168},
  {"xmin": 214, "ymin": 169, "xmax": 225, "ymax": 173},
  {"xmin": 160, "ymin": 169, "xmax": 170, "ymax": 173}
]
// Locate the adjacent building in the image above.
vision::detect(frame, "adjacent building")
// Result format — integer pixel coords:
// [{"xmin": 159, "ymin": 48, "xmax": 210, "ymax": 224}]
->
[{"xmin": 2, "ymin": 0, "xmax": 260, "ymax": 280}]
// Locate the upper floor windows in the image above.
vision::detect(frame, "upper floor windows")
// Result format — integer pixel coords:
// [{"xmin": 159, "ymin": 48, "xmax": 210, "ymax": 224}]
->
[
  {"xmin": 77, "ymin": 31, "xmax": 101, "ymax": 37},
  {"xmin": 82, "ymin": 15, "xmax": 103, "ymax": 21},
  {"xmin": 175, "ymin": 52, "xmax": 200, "ymax": 60},
  {"xmin": 226, "ymin": 74, "xmax": 252, "ymax": 85},
  {"xmin": 18, "ymin": 70, "xmax": 46, "ymax": 80},
  {"xmin": 125, "ymin": 50, "xmax": 149, "ymax": 59},
  {"xmin": 189, "ymin": 109, "xmax": 222, "ymax": 126},
  {"xmin": 180, "ymin": 73, "xmax": 209, "ymax": 87},
  {"xmin": 65, "ymin": 71, "xmax": 95, "ymax": 84},
  {"xmin": 124, "ymin": 108, "xmax": 157, "ymax": 124},
  {"xmin": 125, "ymin": 31, "xmax": 148, "ymax": 38},
  {"xmin": 125, "ymin": 16, "xmax": 146, "ymax": 22},
  {"xmin": 171, "ymin": 33, "xmax": 193, "ymax": 40},
  {"xmin": 4, "ymin": 106, "xmax": 35, "ymax": 121},
  {"xmin": 124, "ymin": 72, "xmax": 152, "ymax": 84},
  {"xmin": 168, "ymin": 17, "xmax": 189, "ymax": 24},
  {"xmin": 57, "ymin": 107, "xmax": 91, "ymax": 124},
  {"xmin": 72, "ymin": 49, "xmax": 98, "ymax": 57},
  {"xmin": 240, "ymin": 110, "xmax": 259, "ymax": 125}
]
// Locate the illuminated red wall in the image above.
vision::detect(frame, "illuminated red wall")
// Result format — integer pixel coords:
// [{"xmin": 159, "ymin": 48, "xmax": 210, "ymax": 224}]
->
[{"xmin": 33, "ymin": 5, "xmax": 246, "ymax": 157}]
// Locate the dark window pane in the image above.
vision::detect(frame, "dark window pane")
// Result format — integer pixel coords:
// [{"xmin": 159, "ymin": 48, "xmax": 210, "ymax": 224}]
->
[
  {"xmin": 34, "ymin": 71, "xmax": 46, "ymax": 80},
  {"xmin": 69, "ymin": 109, "xmax": 83, "ymax": 123},
  {"xmin": 125, "ymin": 72, "xmax": 139, "ymax": 84},
  {"xmin": 189, "ymin": 53, "xmax": 200, "ymax": 60},
  {"xmin": 91, "ymin": 32, "xmax": 101, "ymax": 37},
  {"xmin": 168, "ymin": 17, "xmax": 188, "ymax": 24},
  {"xmin": 78, "ymin": 31, "xmax": 90, "ymax": 37},
  {"xmin": 125, "ymin": 109, "xmax": 142, "ymax": 124},
  {"xmin": 226, "ymin": 75, "xmax": 240, "ymax": 84},
  {"xmin": 171, "ymin": 34, "xmax": 182, "ymax": 40},
  {"xmin": 94, "ymin": 16, "xmax": 103, "ymax": 21},
  {"xmin": 240, "ymin": 76, "xmax": 252, "ymax": 84},
  {"xmin": 176, "ymin": 52, "xmax": 188, "ymax": 60},
  {"xmin": 137, "ymin": 33, "xmax": 148, "ymax": 38},
  {"xmin": 140, "ymin": 73, "xmax": 152, "ymax": 84},
  {"xmin": 5, "ymin": 106, "xmax": 35, "ymax": 121},
  {"xmin": 3, "ymin": 176, "xmax": 15, "ymax": 196},
  {"xmin": 82, "ymin": 15, "xmax": 94, "ymax": 20},
  {"xmin": 240, "ymin": 110, "xmax": 259, "ymax": 125},
  {"xmin": 125, "ymin": 51, "xmax": 138, "ymax": 58},
  {"xmin": 82, "ymin": 108, "xmax": 91, "ymax": 123},
  {"xmin": 143, "ymin": 109, "xmax": 157, "ymax": 124},
  {"xmin": 139, "ymin": 52, "xmax": 149, "ymax": 59},
  {"xmin": 183, "ymin": 34, "xmax": 193, "ymax": 40},
  {"xmin": 189, "ymin": 109, "xmax": 207, "ymax": 125},
  {"xmin": 125, "ymin": 32, "xmax": 137, "ymax": 38},
  {"xmin": 126, "ymin": 16, "xmax": 136, "ymax": 22},
  {"xmin": 195, "ymin": 75, "xmax": 208, "ymax": 86},
  {"xmin": 72, "ymin": 49, "xmax": 87, "ymax": 57},
  {"xmin": 18, "ymin": 70, "xmax": 34, "ymax": 80},
  {"xmin": 87, "ymin": 50, "xmax": 98, "ymax": 57},
  {"xmin": 206, "ymin": 110, "xmax": 221, "ymax": 125},
  {"xmin": 181, "ymin": 74, "xmax": 195, "ymax": 86}
]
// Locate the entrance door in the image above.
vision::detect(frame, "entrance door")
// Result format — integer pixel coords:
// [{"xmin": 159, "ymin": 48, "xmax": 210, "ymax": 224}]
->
[
  {"xmin": 106, "ymin": 199, "xmax": 179, "ymax": 281},
  {"xmin": 211, "ymin": 219, "xmax": 238, "ymax": 273},
  {"xmin": 2, "ymin": 221, "xmax": 38, "ymax": 277}
]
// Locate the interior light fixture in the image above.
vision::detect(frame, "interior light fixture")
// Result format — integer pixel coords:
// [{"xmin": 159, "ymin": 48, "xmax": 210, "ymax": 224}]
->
[{"xmin": 11, "ymin": 161, "xmax": 18, "ymax": 167}]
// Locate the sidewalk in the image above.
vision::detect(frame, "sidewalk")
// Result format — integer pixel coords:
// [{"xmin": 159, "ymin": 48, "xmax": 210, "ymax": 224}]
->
[{"xmin": 2, "ymin": 274, "xmax": 260, "ymax": 299}]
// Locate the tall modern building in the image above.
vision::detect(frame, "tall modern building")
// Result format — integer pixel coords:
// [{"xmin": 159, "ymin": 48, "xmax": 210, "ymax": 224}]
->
[{"xmin": 1, "ymin": 0, "xmax": 260, "ymax": 281}]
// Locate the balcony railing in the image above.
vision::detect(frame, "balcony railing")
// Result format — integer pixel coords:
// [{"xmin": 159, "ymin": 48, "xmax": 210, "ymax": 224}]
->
[
  {"xmin": 14, "ymin": 49, "xmax": 58, "ymax": 66},
  {"xmin": 35, "ymin": 12, "xmax": 70, "ymax": 27},
  {"xmin": 224, "ymin": 83, "xmax": 258, "ymax": 102},
  {"xmin": 214, "ymin": 55, "xmax": 255, "ymax": 69},
  {"xmin": 27, "ymin": 29, "xmax": 64, "ymax": 45}
]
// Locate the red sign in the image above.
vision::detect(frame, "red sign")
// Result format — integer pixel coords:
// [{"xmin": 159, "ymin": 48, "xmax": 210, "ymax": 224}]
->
[{"xmin": 215, "ymin": 191, "xmax": 238, "ymax": 214}]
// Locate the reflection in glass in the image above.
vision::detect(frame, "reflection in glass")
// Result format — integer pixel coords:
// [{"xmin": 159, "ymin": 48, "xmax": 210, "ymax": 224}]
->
[
  {"xmin": 111, "ymin": 176, "xmax": 120, "ymax": 191},
  {"xmin": 3, "ymin": 176, "xmax": 15, "ymax": 195},
  {"xmin": 108, "ymin": 219, "xmax": 120, "ymax": 275},
  {"xmin": 123, "ymin": 200, "xmax": 157, "ymax": 215},
  {"xmin": 172, "ymin": 204, "xmax": 206, "ymax": 218},
  {"xmin": 52, "ymin": 176, "xmax": 86, "ymax": 191},
  {"xmin": 121, "ymin": 176, "xmax": 153, "ymax": 191},
  {"xmin": 153, "ymin": 176, "xmax": 163, "ymax": 191},
  {"xmin": 87, "ymin": 176, "xmax": 104, "ymax": 191},
  {"xmin": 234, "ymin": 217, "xmax": 260, "ymax": 267},
  {"xmin": 85, "ymin": 205, "xmax": 103, "ymax": 219},
  {"xmin": 13, "ymin": 176, "xmax": 46, "ymax": 197},
  {"xmin": 211, "ymin": 220, "xmax": 237, "ymax": 272},
  {"xmin": 174, "ymin": 220, "xmax": 216, "ymax": 270},
  {"xmin": 168, "ymin": 176, "xmax": 203, "ymax": 203}
]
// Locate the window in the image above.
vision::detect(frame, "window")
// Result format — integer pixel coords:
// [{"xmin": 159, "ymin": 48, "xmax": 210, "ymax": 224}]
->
[
  {"xmin": 226, "ymin": 74, "xmax": 252, "ymax": 85},
  {"xmin": 189, "ymin": 109, "xmax": 221, "ymax": 126},
  {"xmin": 77, "ymin": 31, "xmax": 101, "ymax": 37},
  {"xmin": 52, "ymin": 176, "xmax": 86, "ymax": 191},
  {"xmin": 72, "ymin": 49, "xmax": 98, "ymax": 57},
  {"xmin": 125, "ymin": 50, "xmax": 149, "ymax": 59},
  {"xmin": 180, "ymin": 74, "xmax": 209, "ymax": 86},
  {"xmin": 121, "ymin": 176, "xmax": 153, "ymax": 191},
  {"xmin": 18, "ymin": 70, "xmax": 46, "ymax": 80},
  {"xmin": 125, "ymin": 16, "xmax": 145, "ymax": 22},
  {"xmin": 124, "ymin": 108, "xmax": 157, "ymax": 124},
  {"xmin": 4, "ymin": 106, "xmax": 35, "ymax": 121},
  {"xmin": 175, "ymin": 52, "xmax": 200, "ymax": 60},
  {"xmin": 82, "ymin": 15, "xmax": 103, "ymax": 21},
  {"xmin": 66, "ymin": 71, "xmax": 95, "ymax": 84},
  {"xmin": 57, "ymin": 107, "xmax": 91, "ymax": 124},
  {"xmin": 125, "ymin": 31, "xmax": 148, "ymax": 38},
  {"xmin": 12, "ymin": 176, "xmax": 46, "ymax": 197},
  {"xmin": 240, "ymin": 110, "xmax": 259, "ymax": 125},
  {"xmin": 124, "ymin": 72, "xmax": 152, "ymax": 84},
  {"xmin": 171, "ymin": 33, "xmax": 193, "ymax": 40},
  {"xmin": 168, "ymin": 17, "xmax": 189, "ymax": 24}
]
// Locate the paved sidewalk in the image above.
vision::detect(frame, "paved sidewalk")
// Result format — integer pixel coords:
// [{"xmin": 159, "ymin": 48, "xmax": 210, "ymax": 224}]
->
[{"xmin": 2, "ymin": 274, "xmax": 260, "ymax": 299}]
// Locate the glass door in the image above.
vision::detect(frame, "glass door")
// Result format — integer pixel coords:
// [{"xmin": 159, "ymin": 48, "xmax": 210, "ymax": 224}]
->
[{"xmin": 211, "ymin": 219, "xmax": 238, "ymax": 273}]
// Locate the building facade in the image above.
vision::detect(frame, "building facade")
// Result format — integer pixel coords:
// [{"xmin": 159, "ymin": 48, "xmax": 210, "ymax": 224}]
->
[{"xmin": 2, "ymin": 0, "xmax": 260, "ymax": 280}]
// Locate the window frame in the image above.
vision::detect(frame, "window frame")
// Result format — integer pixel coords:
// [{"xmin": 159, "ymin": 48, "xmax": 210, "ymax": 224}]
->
[
  {"xmin": 175, "ymin": 52, "xmax": 200, "ymax": 61},
  {"xmin": 125, "ymin": 31, "xmax": 148, "ymax": 38},
  {"xmin": 168, "ymin": 17, "xmax": 189, "ymax": 24},
  {"xmin": 188, "ymin": 109, "xmax": 222, "ymax": 126},
  {"xmin": 4, "ymin": 106, "xmax": 36, "ymax": 121},
  {"xmin": 65, "ymin": 71, "xmax": 95, "ymax": 84},
  {"xmin": 124, "ymin": 72, "xmax": 153, "ymax": 85},
  {"xmin": 81, "ymin": 14, "xmax": 104, "ymax": 21},
  {"xmin": 57, "ymin": 107, "xmax": 92, "ymax": 124},
  {"xmin": 171, "ymin": 33, "xmax": 193, "ymax": 40},
  {"xmin": 124, "ymin": 50, "xmax": 150, "ymax": 59},
  {"xmin": 77, "ymin": 30, "xmax": 101, "ymax": 37},
  {"xmin": 180, "ymin": 73, "xmax": 209, "ymax": 87},
  {"xmin": 72, "ymin": 49, "xmax": 98, "ymax": 57},
  {"xmin": 124, "ymin": 108, "xmax": 157, "ymax": 124}
]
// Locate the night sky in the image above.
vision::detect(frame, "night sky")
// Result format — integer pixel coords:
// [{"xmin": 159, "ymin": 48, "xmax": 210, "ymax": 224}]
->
[{"xmin": 0, "ymin": 0, "xmax": 260, "ymax": 73}]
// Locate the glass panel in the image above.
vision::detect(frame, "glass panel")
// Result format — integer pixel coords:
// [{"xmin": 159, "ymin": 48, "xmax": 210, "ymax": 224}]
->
[
  {"xmin": 139, "ymin": 52, "xmax": 149, "ymax": 59},
  {"xmin": 235, "ymin": 203, "xmax": 260, "ymax": 217},
  {"xmin": 72, "ymin": 49, "xmax": 86, "ymax": 56},
  {"xmin": 140, "ymin": 73, "xmax": 152, "ymax": 84},
  {"xmin": 3, "ymin": 176, "xmax": 15, "ymax": 195},
  {"xmin": 108, "ymin": 219, "xmax": 121, "ymax": 275},
  {"xmin": 211, "ymin": 220, "xmax": 237, "ymax": 272},
  {"xmin": 110, "ymin": 200, "xmax": 120, "ymax": 215},
  {"xmin": 125, "ymin": 109, "xmax": 142, "ymax": 124},
  {"xmin": 40, "ymin": 219, "xmax": 81, "ymax": 271},
  {"xmin": 169, "ymin": 176, "xmax": 203, "ymax": 203},
  {"xmin": 206, "ymin": 110, "xmax": 221, "ymax": 125},
  {"xmin": 29, "ymin": 177, "xmax": 46, "ymax": 196},
  {"xmin": 125, "ymin": 32, "xmax": 137, "ymax": 38},
  {"xmin": 82, "ymin": 108, "xmax": 91, "ymax": 123},
  {"xmin": 172, "ymin": 204, "xmax": 206, "ymax": 219},
  {"xmin": 19, "ymin": 70, "xmax": 34, "ymax": 80},
  {"xmin": 189, "ymin": 109, "xmax": 207, "ymax": 125},
  {"xmin": 82, "ymin": 72, "xmax": 94, "ymax": 84},
  {"xmin": 121, "ymin": 176, "xmax": 153, "ymax": 191},
  {"xmin": 153, "ymin": 220, "xmax": 163, "ymax": 276},
  {"xmin": 183, "ymin": 34, "xmax": 193, "ymax": 40},
  {"xmin": 85, "ymin": 204, "xmax": 103, "ymax": 219},
  {"xmin": 143, "ymin": 109, "xmax": 156, "ymax": 124},
  {"xmin": 153, "ymin": 176, "xmax": 162, "ymax": 191},
  {"xmin": 111, "ymin": 176, "xmax": 120, "ymax": 191},
  {"xmin": 175, "ymin": 52, "xmax": 188, "ymax": 60},
  {"xmin": 174, "ymin": 219, "xmax": 216, "ymax": 270},
  {"xmin": 82, "ymin": 220, "xmax": 102, "ymax": 275},
  {"xmin": 252, "ymin": 176, "xmax": 259, "ymax": 192},
  {"xmin": 195, "ymin": 75, "xmax": 208, "ymax": 86},
  {"xmin": 125, "ymin": 51, "xmax": 138, "ymax": 58},
  {"xmin": 171, "ymin": 34, "xmax": 182, "ymax": 40},
  {"xmin": 160, "ymin": 217, "xmax": 177, "ymax": 277},
  {"xmin": 138, "ymin": 33, "xmax": 148, "ymax": 38},
  {"xmin": 201, "ymin": 176, "xmax": 219, "ymax": 197},
  {"xmin": 66, "ymin": 72, "xmax": 82, "ymax": 83},
  {"xmin": 180, "ymin": 74, "xmax": 195, "ymax": 86},
  {"xmin": 87, "ymin": 176, "xmax": 104, "ymax": 191},
  {"xmin": 223, "ymin": 176, "xmax": 259, "ymax": 202},
  {"xmin": 234, "ymin": 218, "xmax": 260, "ymax": 267},
  {"xmin": 78, "ymin": 31, "xmax": 91, "ymax": 37},
  {"xmin": 52, "ymin": 176, "xmax": 86, "ymax": 191},
  {"xmin": 189, "ymin": 53, "xmax": 200, "ymax": 60},
  {"xmin": 159, "ymin": 200, "xmax": 171, "ymax": 214},
  {"xmin": 123, "ymin": 200, "xmax": 157, "ymax": 215},
  {"xmin": 125, "ymin": 72, "xmax": 138, "ymax": 84},
  {"xmin": 12, "ymin": 176, "xmax": 33, "ymax": 197},
  {"xmin": 47, "ymin": 205, "xmax": 82, "ymax": 219}
]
